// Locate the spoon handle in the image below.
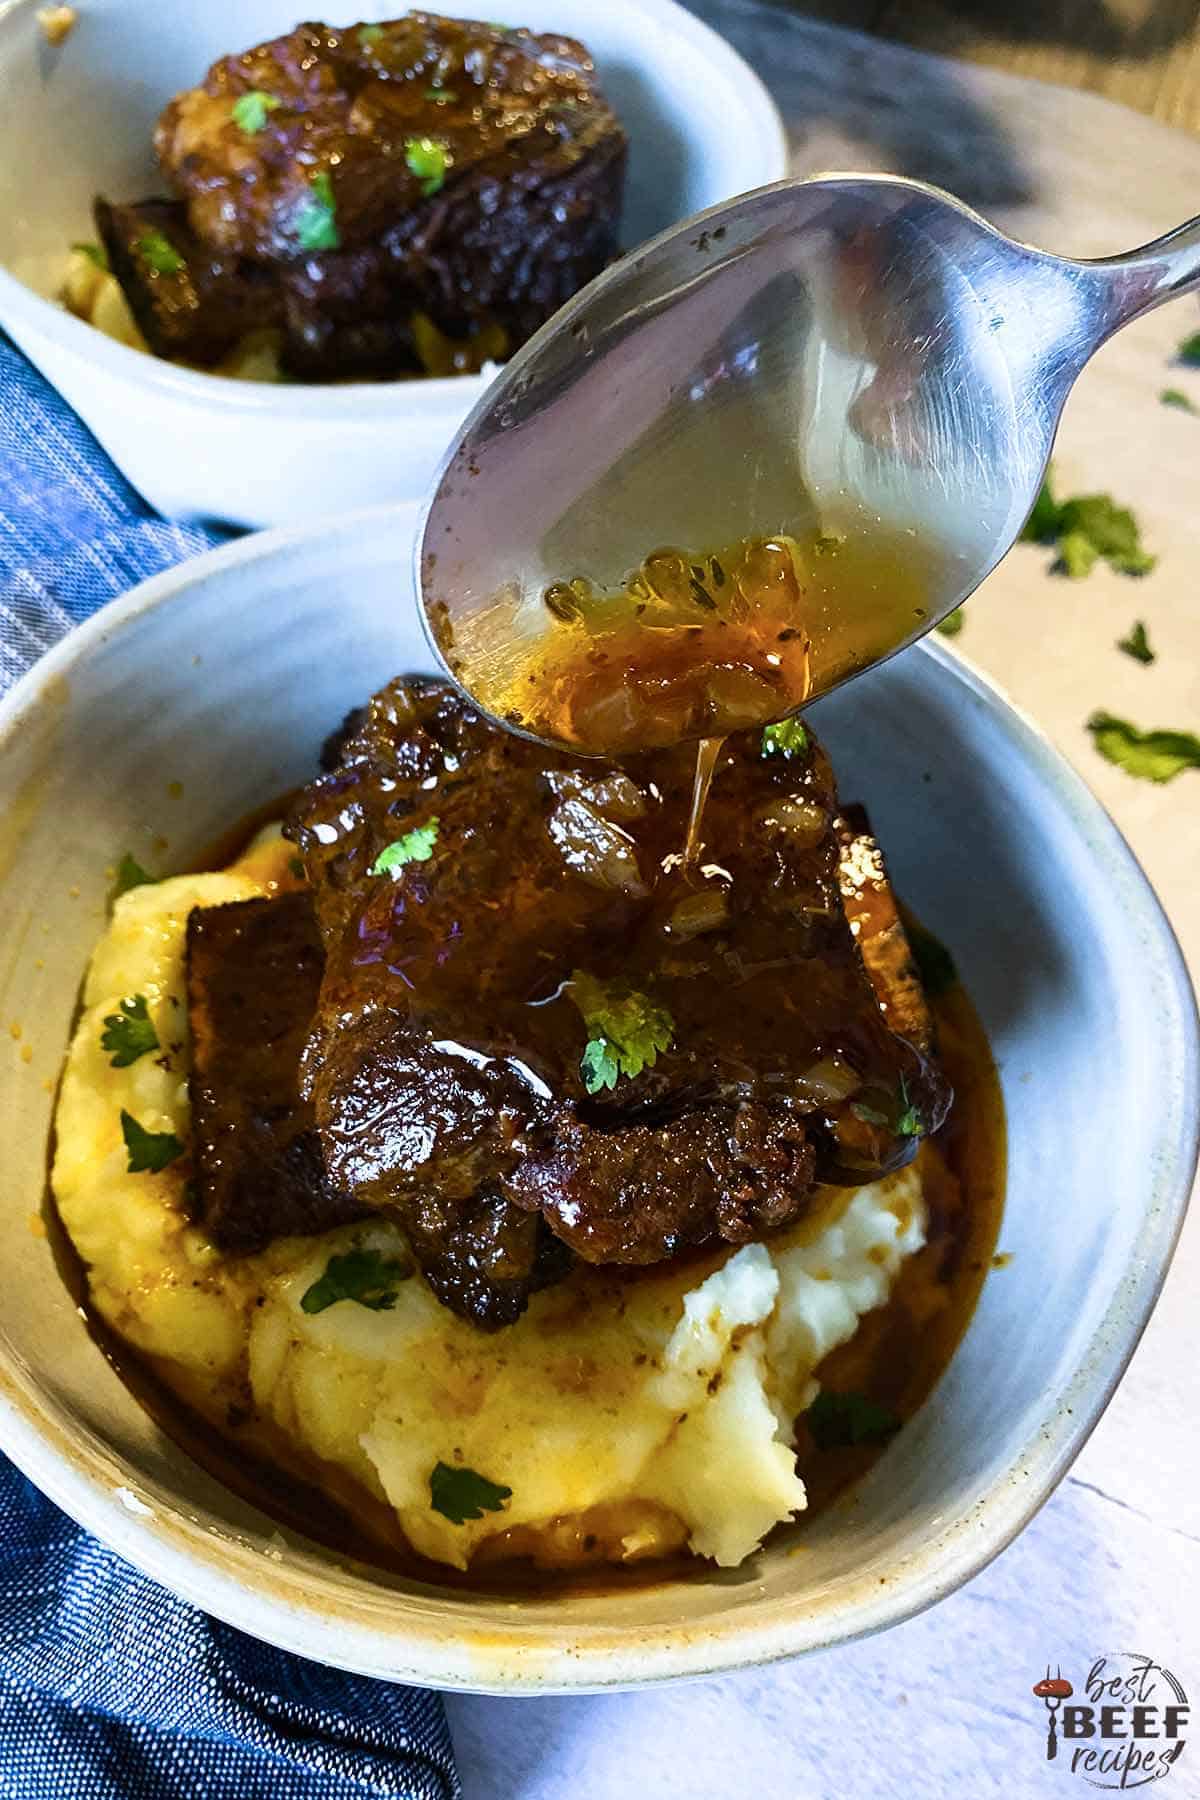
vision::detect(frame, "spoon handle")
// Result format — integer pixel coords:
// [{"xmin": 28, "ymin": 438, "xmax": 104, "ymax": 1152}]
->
[{"xmin": 1094, "ymin": 212, "xmax": 1200, "ymax": 336}]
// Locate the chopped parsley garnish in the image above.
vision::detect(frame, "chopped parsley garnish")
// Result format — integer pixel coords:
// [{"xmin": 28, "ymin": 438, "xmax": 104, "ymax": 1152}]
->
[
  {"xmin": 906, "ymin": 920, "xmax": 957, "ymax": 998},
  {"xmin": 113, "ymin": 852, "xmax": 154, "ymax": 898},
  {"xmin": 807, "ymin": 1389, "xmax": 901, "ymax": 1451},
  {"xmin": 571, "ymin": 970, "xmax": 674, "ymax": 1094},
  {"xmin": 1086, "ymin": 711, "xmax": 1200, "ymax": 784},
  {"xmin": 936, "ymin": 607, "xmax": 964, "ymax": 638},
  {"xmin": 120, "ymin": 1109, "xmax": 184, "ymax": 1174},
  {"xmin": 425, "ymin": 84, "xmax": 457, "ymax": 104},
  {"xmin": 293, "ymin": 171, "xmax": 340, "ymax": 252},
  {"xmin": 300, "ymin": 1247, "xmax": 408, "ymax": 1314},
  {"xmin": 1160, "ymin": 387, "xmax": 1197, "ymax": 413},
  {"xmin": 72, "ymin": 241, "xmax": 108, "ymax": 270},
  {"xmin": 1175, "ymin": 332, "xmax": 1200, "ymax": 366},
  {"xmin": 405, "ymin": 135, "xmax": 449, "ymax": 197},
  {"xmin": 579, "ymin": 1038, "xmax": 621, "ymax": 1093},
  {"xmin": 288, "ymin": 855, "xmax": 306, "ymax": 880},
  {"xmin": 761, "ymin": 717, "xmax": 809, "ymax": 759},
  {"xmin": 137, "ymin": 231, "xmax": 184, "ymax": 277},
  {"xmin": 1117, "ymin": 620, "xmax": 1155, "ymax": 665},
  {"xmin": 369, "ymin": 817, "xmax": 439, "ymax": 875},
  {"xmin": 357, "ymin": 22, "xmax": 384, "ymax": 45},
  {"xmin": 231, "ymin": 91, "xmax": 282, "ymax": 134},
  {"xmin": 429, "ymin": 1461, "xmax": 512, "ymax": 1525},
  {"xmin": 1021, "ymin": 472, "xmax": 1155, "ymax": 578},
  {"xmin": 1056, "ymin": 533, "xmax": 1103, "ymax": 580},
  {"xmin": 101, "ymin": 995, "xmax": 158, "ymax": 1067},
  {"xmin": 895, "ymin": 1075, "xmax": 922, "ymax": 1138}
]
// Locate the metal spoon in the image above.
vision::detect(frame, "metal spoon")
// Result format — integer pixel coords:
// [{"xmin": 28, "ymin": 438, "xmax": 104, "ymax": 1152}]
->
[{"xmin": 417, "ymin": 173, "xmax": 1200, "ymax": 753}]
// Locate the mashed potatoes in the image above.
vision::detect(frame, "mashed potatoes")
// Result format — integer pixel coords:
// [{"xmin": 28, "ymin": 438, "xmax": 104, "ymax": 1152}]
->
[{"xmin": 52, "ymin": 827, "xmax": 926, "ymax": 1571}]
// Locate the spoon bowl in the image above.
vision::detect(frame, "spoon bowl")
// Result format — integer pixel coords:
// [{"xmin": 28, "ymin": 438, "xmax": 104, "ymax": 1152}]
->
[{"xmin": 417, "ymin": 173, "xmax": 1200, "ymax": 753}]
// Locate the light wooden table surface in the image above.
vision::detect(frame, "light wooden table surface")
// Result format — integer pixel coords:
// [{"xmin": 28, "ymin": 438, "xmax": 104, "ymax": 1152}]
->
[{"xmin": 794, "ymin": 0, "xmax": 1200, "ymax": 132}]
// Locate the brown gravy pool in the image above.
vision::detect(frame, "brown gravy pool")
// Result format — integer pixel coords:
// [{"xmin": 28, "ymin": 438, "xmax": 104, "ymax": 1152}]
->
[{"xmin": 46, "ymin": 838, "xmax": 1004, "ymax": 1598}]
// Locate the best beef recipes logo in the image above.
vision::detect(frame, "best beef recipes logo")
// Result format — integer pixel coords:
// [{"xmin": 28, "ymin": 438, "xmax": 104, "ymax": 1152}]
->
[{"xmin": 1032, "ymin": 1657, "xmax": 1189, "ymax": 1787}]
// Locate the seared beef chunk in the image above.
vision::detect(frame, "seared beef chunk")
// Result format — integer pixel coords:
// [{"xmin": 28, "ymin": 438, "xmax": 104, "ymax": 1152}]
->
[
  {"xmin": 311, "ymin": 1006, "xmax": 543, "ymax": 1201},
  {"xmin": 275, "ymin": 133, "xmax": 624, "ymax": 381},
  {"xmin": 186, "ymin": 892, "xmax": 367, "ymax": 1253},
  {"xmin": 286, "ymin": 677, "xmax": 951, "ymax": 1308},
  {"xmin": 504, "ymin": 1103, "xmax": 816, "ymax": 1266},
  {"xmin": 402, "ymin": 1186, "xmax": 574, "ymax": 1329},
  {"xmin": 156, "ymin": 15, "xmax": 624, "ymax": 260},
  {"xmin": 94, "ymin": 198, "xmax": 281, "ymax": 366},
  {"xmin": 109, "ymin": 14, "xmax": 626, "ymax": 379}
]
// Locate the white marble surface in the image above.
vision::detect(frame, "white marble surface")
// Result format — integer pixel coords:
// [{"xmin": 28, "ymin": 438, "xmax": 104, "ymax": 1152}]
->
[{"xmin": 448, "ymin": 9, "xmax": 1200, "ymax": 1793}]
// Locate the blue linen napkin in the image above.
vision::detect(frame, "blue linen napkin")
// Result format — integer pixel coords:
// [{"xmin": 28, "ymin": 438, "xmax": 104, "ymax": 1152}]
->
[{"xmin": 0, "ymin": 333, "xmax": 460, "ymax": 1799}]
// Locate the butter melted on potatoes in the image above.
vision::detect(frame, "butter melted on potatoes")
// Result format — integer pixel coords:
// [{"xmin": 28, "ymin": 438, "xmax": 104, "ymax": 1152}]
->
[{"xmin": 52, "ymin": 826, "xmax": 927, "ymax": 1573}]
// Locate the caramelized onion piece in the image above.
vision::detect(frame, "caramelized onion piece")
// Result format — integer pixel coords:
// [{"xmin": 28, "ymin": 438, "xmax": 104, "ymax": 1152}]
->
[
  {"xmin": 755, "ymin": 795, "xmax": 828, "ymax": 846},
  {"xmin": 546, "ymin": 798, "xmax": 648, "ymax": 897},
  {"xmin": 700, "ymin": 665, "xmax": 782, "ymax": 730},
  {"xmin": 664, "ymin": 887, "xmax": 730, "ymax": 939},
  {"xmin": 570, "ymin": 684, "xmax": 658, "ymax": 751},
  {"xmin": 547, "ymin": 769, "xmax": 648, "ymax": 821},
  {"xmin": 793, "ymin": 1052, "xmax": 861, "ymax": 1106}
]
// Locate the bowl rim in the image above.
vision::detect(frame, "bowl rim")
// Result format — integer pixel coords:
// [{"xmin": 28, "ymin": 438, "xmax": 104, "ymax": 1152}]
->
[
  {"xmin": 0, "ymin": 505, "xmax": 1196, "ymax": 1693},
  {"xmin": 0, "ymin": 0, "xmax": 788, "ymax": 420}
]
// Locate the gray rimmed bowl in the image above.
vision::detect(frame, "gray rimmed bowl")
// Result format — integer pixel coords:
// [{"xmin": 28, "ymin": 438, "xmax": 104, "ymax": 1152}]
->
[
  {"xmin": 0, "ymin": 0, "xmax": 787, "ymax": 528},
  {"xmin": 0, "ymin": 503, "xmax": 1194, "ymax": 1690}
]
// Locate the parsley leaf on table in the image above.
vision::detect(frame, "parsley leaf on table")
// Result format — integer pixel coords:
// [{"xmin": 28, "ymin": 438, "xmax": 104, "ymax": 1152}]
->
[
  {"xmin": 1117, "ymin": 621, "xmax": 1155, "ymax": 665},
  {"xmin": 1022, "ymin": 476, "xmax": 1063, "ymax": 542},
  {"xmin": 100, "ymin": 995, "xmax": 159, "ymax": 1067},
  {"xmin": 1087, "ymin": 712, "xmax": 1200, "ymax": 784},
  {"xmin": 1021, "ymin": 472, "xmax": 1156, "ymax": 578},
  {"xmin": 1056, "ymin": 530, "xmax": 1100, "ymax": 579},
  {"xmin": 113, "ymin": 852, "xmax": 155, "ymax": 898}
]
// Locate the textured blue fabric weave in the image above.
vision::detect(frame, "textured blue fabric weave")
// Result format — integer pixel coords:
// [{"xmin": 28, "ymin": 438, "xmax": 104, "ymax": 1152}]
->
[
  {"xmin": 0, "ymin": 332, "xmax": 459, "ymax": 1799},
  {"xmin": 0, "ymin": 330, "xmax": 225, "ymax": 692}
]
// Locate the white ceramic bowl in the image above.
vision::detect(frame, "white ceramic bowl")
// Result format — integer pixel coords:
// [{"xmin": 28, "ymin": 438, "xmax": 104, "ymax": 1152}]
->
[
  {"xmin": 0, "ymin": 505, "xmax": 1195, "ymax": 1691},
  {"xmin": 0, "ymin": 0, "xmax": 786, "ymax": 530}
]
